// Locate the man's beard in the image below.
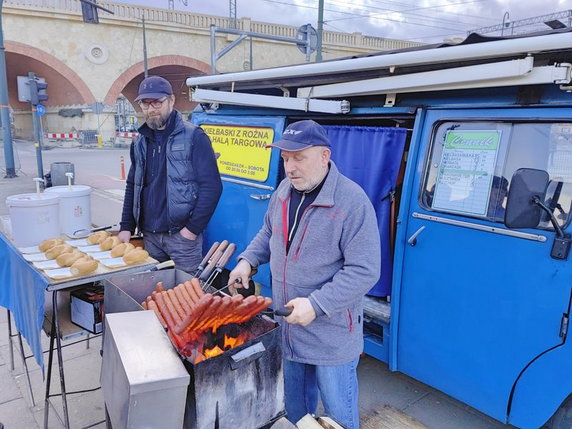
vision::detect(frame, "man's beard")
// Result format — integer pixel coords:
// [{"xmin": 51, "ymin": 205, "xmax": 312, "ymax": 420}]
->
[{"xmin": 146, "ymin": 111, "xmax": 170, "ymax": 130}]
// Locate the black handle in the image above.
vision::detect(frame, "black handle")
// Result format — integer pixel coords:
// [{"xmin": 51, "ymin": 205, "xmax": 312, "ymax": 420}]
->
[{"xmin": 274, "ymin": 307, "xmax": 292, "ymax": 317}]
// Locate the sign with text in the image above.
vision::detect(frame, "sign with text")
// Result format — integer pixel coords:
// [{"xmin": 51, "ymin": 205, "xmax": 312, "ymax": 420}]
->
[
  {"xmin": 433, "ymin": 130, "xmax": 501, "ymax": 216},
  {"xmin": 201, "ymin": 124, "xmax": 274, "ymax": 182}
]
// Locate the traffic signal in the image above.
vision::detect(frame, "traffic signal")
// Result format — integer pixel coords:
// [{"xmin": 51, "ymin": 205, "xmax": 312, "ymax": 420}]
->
[
  {"xmin": 81, "ymin": 0, "xmax": 99, "ymax": 24},
  {"xmin": 29, "ymin": 77, "xmax": 48, "ymax": 105}
]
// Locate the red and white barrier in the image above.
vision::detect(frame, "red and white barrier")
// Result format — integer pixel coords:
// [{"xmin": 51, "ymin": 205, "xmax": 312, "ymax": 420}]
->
[
  {"xmin": 116, "ymin": 132, "xmax": 138, "ymax": 138},
  {"xmin": 45, "ymin": 133, "xmax": 80, "ymax": 139}
]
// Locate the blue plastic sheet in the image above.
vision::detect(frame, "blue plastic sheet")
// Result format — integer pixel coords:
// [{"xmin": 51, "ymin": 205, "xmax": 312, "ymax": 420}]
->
[
  {"xmin": 325, "ymin": 125, "xmax": 407, "ymax": 297},
  {"xmin": 0, "ymin": 233, "xmax": 48, "ymax": 371}
]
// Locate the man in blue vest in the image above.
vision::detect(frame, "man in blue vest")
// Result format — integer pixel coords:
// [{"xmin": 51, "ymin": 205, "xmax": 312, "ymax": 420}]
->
[{"xmin": 118, "ymin": 76, "xmax": 222, "ymax": 273}]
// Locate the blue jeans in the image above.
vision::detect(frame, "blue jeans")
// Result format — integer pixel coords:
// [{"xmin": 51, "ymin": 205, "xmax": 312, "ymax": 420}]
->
[
  {"xmin": 143, "ymin": 231, "xmax": 203, "ymax": 274},
  {"xmin": 283, "ymin": 357, "xmax": 360, "ymax": 429}
]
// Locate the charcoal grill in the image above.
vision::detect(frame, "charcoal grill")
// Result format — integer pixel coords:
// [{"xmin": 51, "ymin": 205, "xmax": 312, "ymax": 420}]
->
[{"xmin": 103, "ymin": 269, "xmax": 285, "ymax": 429}]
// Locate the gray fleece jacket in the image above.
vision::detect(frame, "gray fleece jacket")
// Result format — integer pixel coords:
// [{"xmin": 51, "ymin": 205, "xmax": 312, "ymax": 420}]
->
[{"xmin": 239, "ymin": 161, "xmax": 381, "ymax": 365}]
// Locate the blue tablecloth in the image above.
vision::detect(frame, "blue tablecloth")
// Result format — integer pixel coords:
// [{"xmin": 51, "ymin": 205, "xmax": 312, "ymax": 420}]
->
[{"xmin": 0, "ymin": 233, "xmax": 48, "ymax": 371}]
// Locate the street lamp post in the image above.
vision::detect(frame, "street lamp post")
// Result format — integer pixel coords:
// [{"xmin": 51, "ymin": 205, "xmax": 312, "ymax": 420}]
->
[
  {"xmin": 501, "ymin": 12, "xmax": 510, "ymax": 36},
  {"xmin": 0, "ymin": 0, "xmax": 17, "ymax": 178}
]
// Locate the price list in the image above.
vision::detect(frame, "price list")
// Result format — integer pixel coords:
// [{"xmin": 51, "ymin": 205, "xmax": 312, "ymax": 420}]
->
[{"xmin": 432, "ymin": 130, "xmax": 501, "ymax": 216}]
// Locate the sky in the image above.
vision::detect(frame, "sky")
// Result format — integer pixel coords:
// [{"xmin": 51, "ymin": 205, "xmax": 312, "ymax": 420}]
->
[{"xmin": 112, "ymin": 0, "xmax": 571, "ymax": 43}]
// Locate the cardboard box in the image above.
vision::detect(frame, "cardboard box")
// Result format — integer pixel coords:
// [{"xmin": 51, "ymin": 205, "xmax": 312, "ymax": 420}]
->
[{"xmin": 70, "ymin": 284, "xmax": 104, "ymax": 334}]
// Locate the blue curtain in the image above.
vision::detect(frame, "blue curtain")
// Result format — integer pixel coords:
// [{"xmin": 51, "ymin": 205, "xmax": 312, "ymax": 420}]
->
[{"xmin": 325, "ymin": 125, "xmax": 407, "ymax": 297}]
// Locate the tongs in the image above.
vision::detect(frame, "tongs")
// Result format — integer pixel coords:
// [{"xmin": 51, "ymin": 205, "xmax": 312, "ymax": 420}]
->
[{"xmin": 72, "ymin": 223, "xmax": 119, "ymax": 238}]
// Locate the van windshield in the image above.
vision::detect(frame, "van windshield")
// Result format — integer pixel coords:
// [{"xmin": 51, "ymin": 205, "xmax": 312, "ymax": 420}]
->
[{"xmin": 422, "ymin": 121, "xmax": 572, "ymax": 230}]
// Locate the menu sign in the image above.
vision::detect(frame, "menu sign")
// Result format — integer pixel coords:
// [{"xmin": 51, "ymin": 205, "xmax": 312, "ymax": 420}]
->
[{"xmin": 432, "ymin": 130, "xmax": 501, "ymax": 216}]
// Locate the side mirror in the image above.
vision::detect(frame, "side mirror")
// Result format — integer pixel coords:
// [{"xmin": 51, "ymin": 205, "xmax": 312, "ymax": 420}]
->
[{"xmin": 505, "ymin": 168, "xmax": 549, "ymax": 229}]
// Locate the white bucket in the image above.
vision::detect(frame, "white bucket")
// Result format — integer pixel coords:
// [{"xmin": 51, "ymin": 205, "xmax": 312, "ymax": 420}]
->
[
  {"xmin": 6, "ymin": 193, "xmax": 61, "ymax": 247},
  {"xmin": 44, "ymin": 185, "xmax": 92, "ymax": 237}
]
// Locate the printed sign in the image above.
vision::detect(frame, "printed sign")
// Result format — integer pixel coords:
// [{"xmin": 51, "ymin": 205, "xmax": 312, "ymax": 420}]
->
[
  {"xmin": 201, "ymin": 124, "xmax": 274, "ymax": 182},
  {"xmin": 432, "ymin": 130, "xmax": 501, "ymax": 216}
]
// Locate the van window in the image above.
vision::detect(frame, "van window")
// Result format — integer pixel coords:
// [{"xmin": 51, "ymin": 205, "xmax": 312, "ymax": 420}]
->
[{"xmin": 422, "ymin": 121, "xmax": 572, "ymax": 229}]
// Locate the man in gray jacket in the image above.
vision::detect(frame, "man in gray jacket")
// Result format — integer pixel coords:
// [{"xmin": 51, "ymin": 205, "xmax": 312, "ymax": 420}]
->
[{"xmin": 229, "ymin": 120, "xmax": 381, "ymax": 428}]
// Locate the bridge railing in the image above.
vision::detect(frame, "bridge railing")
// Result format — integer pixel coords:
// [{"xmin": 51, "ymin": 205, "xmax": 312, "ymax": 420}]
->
[{"xmin": 5, "ymin": 0, "xmax": 421, "ymax": 51}]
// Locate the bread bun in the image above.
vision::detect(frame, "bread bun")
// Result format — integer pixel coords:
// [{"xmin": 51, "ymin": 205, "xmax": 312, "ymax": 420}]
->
[
  {"xmin": 70, "ymin": 258, "xmax": 98, "ymax": 276},
  {"xmin": 56, "ymin": 252, "xmax": 85, "ymax": 267},
  {"xmin": 87, "ymin": 231, "xmax": 111, "ymax": 245},
  {"xmin": 123, "ymin": 247, "xmax": 149, "ymax": 265},
  {"xmin": 39, "ymin": 238, "xmax": 64, "ymax": 252},
  {"xmin": 110, "ymin": 242, "xmax": 135, "ymax": 258},
  {"xmin": 45, "ymin": 244, "xmax": 73, "ymax": 260},
  {"xmin": 100, "ymin": 236, "xmax": 121, "ymax": 251}
]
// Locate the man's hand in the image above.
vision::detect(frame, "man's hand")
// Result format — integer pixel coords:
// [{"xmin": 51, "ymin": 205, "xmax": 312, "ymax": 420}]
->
[
  {"xmin": 179, "ymin": 227, "xmax": 197, "ymax": 240},
  {"xmin": 118, "ymin": 230, "xmax": 132, "ymax": 243},
  {"xmin": 284, "ymin": 297, "xmax": 316, "ymax": 327},
  {"xmin": 228, "ymin": 259, "xmax": 253, "ymax": 291}
]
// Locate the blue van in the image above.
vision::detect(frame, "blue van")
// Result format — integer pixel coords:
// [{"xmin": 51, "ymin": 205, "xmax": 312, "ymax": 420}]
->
[{"xmin": 186, "ymin": 29, "xmax": 572, "ymax": 428}]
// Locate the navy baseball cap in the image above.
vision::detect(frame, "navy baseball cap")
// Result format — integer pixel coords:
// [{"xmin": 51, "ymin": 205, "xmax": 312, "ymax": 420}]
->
[
  {"xmin": 267, "ymin": 120, "xmax": 331, "ymax": 151},
  {"xmin": 135, "ymin": 76, "xmax": 173, "ymax": 101}
]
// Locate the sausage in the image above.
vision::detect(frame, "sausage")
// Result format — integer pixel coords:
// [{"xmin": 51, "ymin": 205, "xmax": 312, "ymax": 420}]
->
[
  {"xmin": 208, "ymin": 296, "xmax": 233, "ymax": 332},
  {"xmin": 168, "ymin": 288, "xmax": 188, "ymax": 318},
  {"xmin": 217, "ymin": 294, "xmax": 245, "ymax": 325},
  {"xmin": 155, "ymin": 281, "xmax": 165, "ymax": 293},
  {"xmin": 180, "ymin": 294, "xmax": 214, "ymax": 333},
  {"xmin": 147, "ymin": 298, "xmax": 167, "ymax": 329},
  {"xmin": 184, "ymin": 280, "xmax": 200, "ymax": 304},
  {"xmin": 191, "ymin": 277, "xmax": 205, "ymax": 298},
  {"xmin": 192, "ymin": 295, "xmax": 223, "ymax": 332},
  {"xmin": 174, "ymin": 285, "xmax": 192, "ymax": 315},
  {"xmin": 163, "ymin": 290, "xmax": 183, "ymax": 323},
  {"xmin": 226, "ymin": 295, "xmax": 258, "ymax": 325},
  {"xmin": 177, "ymin": 283, "xmax": 195, "ymax": 309},
  {"xmin": 153, "ymin": 291, "xmax": 177, "ymax": 332},
  {"xmin": 237, "ymin": 296, "xmax": 272, "ymax": 323}
]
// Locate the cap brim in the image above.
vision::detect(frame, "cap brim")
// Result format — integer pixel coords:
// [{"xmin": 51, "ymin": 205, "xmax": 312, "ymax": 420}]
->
[
  {"xmin": 265, "ymin": 140, "xmax": 312, "ymax": 151},
  {"xmin": 134, "ymin": 92, "xmax": 171, "ymax": 102}
]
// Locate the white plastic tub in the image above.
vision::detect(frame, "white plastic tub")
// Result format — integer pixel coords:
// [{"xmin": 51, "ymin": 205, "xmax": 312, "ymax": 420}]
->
[
  {"xmin": 6, "ymin": 193, "xmax": 60, "ymax": 247},
  {"xmin": 44, "ymin": 185, "xmax": 92, "ymax": 237}
]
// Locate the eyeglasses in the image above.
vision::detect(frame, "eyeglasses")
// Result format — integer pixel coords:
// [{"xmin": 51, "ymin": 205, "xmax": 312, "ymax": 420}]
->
[{"xmin": 138, "ymin": 97, "xmax": 169, "ymax": 109}]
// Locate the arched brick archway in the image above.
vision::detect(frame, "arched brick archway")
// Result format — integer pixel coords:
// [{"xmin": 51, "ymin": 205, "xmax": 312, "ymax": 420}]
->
[
  {"xmin": 104, "ymin": 55, "xmax": 211, "ymax": 111},
  {"xmin": 6, "ymin": 41, "xmax": 95, "ymax": 108}
]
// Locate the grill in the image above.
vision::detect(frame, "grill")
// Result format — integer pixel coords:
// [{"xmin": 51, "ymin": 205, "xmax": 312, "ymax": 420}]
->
[{"xmin": 103, "ymin": 269, "xmax": 285, "ymax": 429}]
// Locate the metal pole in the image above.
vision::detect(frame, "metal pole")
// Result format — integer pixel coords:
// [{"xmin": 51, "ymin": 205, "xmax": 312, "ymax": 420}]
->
[
  {"xmin": 142, "ymin": 17, "xmax": 148, "ymax": 77},
  {"xmin": 316, "ymin": 0, "xmax": 324, "ymax": 62},
  {"xmin": 501, "ymin": 12, "xmax": 510, "ymax": 36},
  {"xmin": 210, "ymin": 24, "xmax": 216, "ymax": 74},
  {"xmin": 28, "ymin": 72, "xmax": 44, "ymax": 181},
  {"xmin": 0, "ymin": 0, "xmax": 16, "ymax": 178}
]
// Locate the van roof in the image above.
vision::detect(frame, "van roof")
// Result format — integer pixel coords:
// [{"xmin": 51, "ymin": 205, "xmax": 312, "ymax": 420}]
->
[{"xmin": 186, "ymin": 28, "xmax": 572, "ymax": 95}]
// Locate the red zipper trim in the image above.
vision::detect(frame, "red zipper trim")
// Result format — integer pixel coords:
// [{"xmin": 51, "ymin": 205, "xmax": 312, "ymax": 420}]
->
[{"xmin": 347, "ymin": 309, "xmax": 353, "ymax": 332}]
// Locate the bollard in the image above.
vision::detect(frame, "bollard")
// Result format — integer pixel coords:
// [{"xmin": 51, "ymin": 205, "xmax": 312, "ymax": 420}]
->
[{"xmin": 120, "ymin": 155, "xmax": 126, "ymax": 180}]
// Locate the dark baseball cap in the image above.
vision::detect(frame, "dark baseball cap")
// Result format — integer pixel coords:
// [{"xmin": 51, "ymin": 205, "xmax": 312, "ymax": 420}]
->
[
  {"xmin": 135, "ymin": 76, "xmax": 173, "ymax": 101},
  {"xmin": 267, "ymin": 120, "xmax": 331, "ymax": 151}
]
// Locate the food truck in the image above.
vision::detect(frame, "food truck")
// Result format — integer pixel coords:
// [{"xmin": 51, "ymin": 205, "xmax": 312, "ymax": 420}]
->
[{"xmin": 185, "ymin": 29, "xmax": 572, "ymax": 428}]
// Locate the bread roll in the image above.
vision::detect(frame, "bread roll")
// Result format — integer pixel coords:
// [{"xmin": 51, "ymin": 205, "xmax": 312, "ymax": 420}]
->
[
  {"xmin": 70, "ymin": 258, "xmax": 98, "ymax": 276},
  {"xmin": 100, "ymin": 236, "xmax": 121, "ymax": 251},
  {"xmin": 39, "ymin": 238, "xmax": 64, "ymax": 252},
  {"xmin": 56, "ymin": 252, "xmax": 85, "ymax": 267},
  {"xmin": 110, "ymin": 242, "xmax": 135, "ymax": 258},
  {"xmin": 87, "ymin": 231, "xmax": 111, "ymax": 245},
  {"xmin": 45, "ymin": 244, "xmax": 73, "ymax": 260},
  {"xmin": 123, "ymin": 247, "xmax": 149, "ymax": 265}
]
